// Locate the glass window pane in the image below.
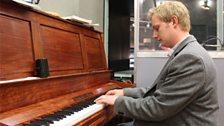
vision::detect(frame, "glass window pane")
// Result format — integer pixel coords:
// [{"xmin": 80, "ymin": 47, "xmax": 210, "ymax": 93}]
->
[
  {"xmin": 138, "ymin": 0, "xmax": 218, "ymax": 51},
  {"xmin": 138, "ymin": 0, "xmax": 161, "ymax": 51}
]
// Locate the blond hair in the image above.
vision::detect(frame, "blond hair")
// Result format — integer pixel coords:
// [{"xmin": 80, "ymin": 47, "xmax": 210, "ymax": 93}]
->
[{"xmin": 148, "ymin": 1, "xmax": 191, "ymax": 32}]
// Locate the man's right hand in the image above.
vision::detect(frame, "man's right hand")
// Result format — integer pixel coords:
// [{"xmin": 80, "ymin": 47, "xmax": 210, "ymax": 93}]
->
[{"xmin": 106, "ymin": 89, "xmax": 124, "ymax": 96}]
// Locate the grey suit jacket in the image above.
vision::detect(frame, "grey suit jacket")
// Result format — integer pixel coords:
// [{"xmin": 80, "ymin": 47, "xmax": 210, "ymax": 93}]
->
[{"xmin": 114, "ymin": 35, "xmax": 219, "ymax": 126}]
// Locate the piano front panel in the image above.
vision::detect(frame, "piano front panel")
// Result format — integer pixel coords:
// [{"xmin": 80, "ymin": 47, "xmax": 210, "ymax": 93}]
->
[
  {"xmin": 0, "ymin": 15, "xmax": 34, "ymax": 80},
  {"xmin": 0, "ymin": 82, "xmax": 124, "ymax": 126},
  {"xmin": 40, "ymin": 25, "xmax": 84, "ymax": 75},
  {"xmin": 84, "ymin": 35, "xmax": 104, "ymax": 70},
  {"xmin": 0, "ymin": 0, "xmax": 107, "ymax": 80},
  {"xmin": 0, "ymin": 70, "xmax": 111, "ymax": 114}
]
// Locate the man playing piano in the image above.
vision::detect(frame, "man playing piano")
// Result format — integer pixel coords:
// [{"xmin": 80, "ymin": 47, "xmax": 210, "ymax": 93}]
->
[{"xmin": 95, "ymin": 1, "xmax": 219, "ymax": 126}]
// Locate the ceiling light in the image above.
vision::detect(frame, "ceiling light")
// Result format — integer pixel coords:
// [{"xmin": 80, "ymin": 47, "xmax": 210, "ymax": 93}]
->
[
  {"xmin": 199, "ymin": 0, "xmax": 212, "ymax": 10},
  {"xmin": 201, "ymin": 4, "xmax": 210, "ymax": 10}
]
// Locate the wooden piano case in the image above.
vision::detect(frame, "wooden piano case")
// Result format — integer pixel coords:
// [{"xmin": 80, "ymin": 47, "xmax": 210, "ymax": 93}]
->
[{"xmin": 0, "ymin": 0, "xmax": 134, "ymax": 125}]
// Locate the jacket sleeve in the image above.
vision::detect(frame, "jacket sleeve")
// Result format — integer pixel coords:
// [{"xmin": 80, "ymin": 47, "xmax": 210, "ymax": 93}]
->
[
  {"xmin": 123, "ymin": 87, "xmax": 149, "ymax": 98},
  {"xmin": 114, "ymin": 54, "xmax": 206, "ymax": 121}
]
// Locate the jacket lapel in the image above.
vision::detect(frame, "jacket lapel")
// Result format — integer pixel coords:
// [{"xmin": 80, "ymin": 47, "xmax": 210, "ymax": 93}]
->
[
  {"xmin": 143, "ymin": 35, "xmax": 197, "ymax": 97},
  {"xmin": 171, "ymin": 35, "xmax": 197, "ymax": 58}
]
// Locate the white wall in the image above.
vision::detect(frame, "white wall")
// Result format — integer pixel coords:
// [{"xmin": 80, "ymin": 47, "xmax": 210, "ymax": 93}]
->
[
  {"xmin": 213, "ymin": 59, "xmax": 224, "ymax": 126},
  {"xmin": 38, "ymin": 0, "xmax": 79, "ymax": 17},
  {"xmin": 37, "ymin": 0, "xmax": 104, "ymax": 32},
  {"xmin": 79, "ymin": 0, "xmax": 104, "ymax": 32},
  {"xmin": 135, "ymin": 57, "xmax": 167, "ymax": 87}
]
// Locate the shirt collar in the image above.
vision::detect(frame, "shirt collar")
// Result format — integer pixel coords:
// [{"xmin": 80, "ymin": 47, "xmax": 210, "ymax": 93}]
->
[{"xmin": 167, "ymin": 34, "xmax": 190, "ymax": 57}]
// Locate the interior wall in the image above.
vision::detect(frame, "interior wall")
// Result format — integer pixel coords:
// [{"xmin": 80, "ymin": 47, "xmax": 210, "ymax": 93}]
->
[
  {"xmin": 79, "ymin": 0, "xmax": 104, "ymax": 32},
  {"xmin": 38, "ymin": 0, "xmax": 79, "ymax": 17},
  {"xmin": 37, "ymin": 0, "xmax": 104, "ymax": 32},
  {"xmin": 135, "ymin": 57, "xmax": 167, "ymax": 87},
  {"xmin": 214, "ymin": 59, "xmax": 224, "ymax": 126}
]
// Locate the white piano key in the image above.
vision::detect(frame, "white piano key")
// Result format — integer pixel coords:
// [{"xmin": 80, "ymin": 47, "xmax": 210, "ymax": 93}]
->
[{"xmin": 50, "ymin": 103, "xmax": 104, "ymax": 126}]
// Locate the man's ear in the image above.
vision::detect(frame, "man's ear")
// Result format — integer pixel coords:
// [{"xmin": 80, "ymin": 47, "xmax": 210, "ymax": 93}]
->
[{"xmin": 171, "ymin": 15, "xmax": 179, "ymax": 28}]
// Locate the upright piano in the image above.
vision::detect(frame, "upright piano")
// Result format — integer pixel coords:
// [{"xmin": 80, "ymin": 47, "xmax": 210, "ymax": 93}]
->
[{"xmin": 0, "ymin": 0, "xmax": 134, "ymax": 125}]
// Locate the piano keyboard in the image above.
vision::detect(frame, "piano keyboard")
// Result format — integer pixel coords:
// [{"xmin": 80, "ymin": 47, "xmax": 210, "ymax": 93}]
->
[{"xmin": 24, "ymin": 96, "xmax": 104, "ymax": 126}]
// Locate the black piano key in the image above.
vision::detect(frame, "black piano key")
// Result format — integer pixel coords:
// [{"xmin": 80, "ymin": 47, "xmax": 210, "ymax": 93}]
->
[
  {"xmin": 38, "ymin": 118, "xmax": 54, "ymax": 124},
  {"xmin": 58, "ymin": 110, "xmax": 74, "ymax": 115},
  {"xmin": 62, "ymin": 107, "xmax": 76, "ymax": 113},
  {"xmin": 24, "ymin": 119, "xmax": 50, "ymax": 126},
  {"xmin": 48, "ymin": 114, "xmax": 64, "ymax": 120},
  {"xmin": 39, "ymin": 117, "xmax": 55, "ymax": 124},
  {"xmin": 41, "ymin": 115, "xmax": 61, "ymax": 122},
  {"xmin": 23, "ymin": 95, "xmax": 103, "ymax": 126},
  {"xmin": 53, "ymin": 111, "xmax": 69, "ymax": 118},
  {"xmin": 70, "ymin": 106, "xmax": 83, "ymax": 111}
]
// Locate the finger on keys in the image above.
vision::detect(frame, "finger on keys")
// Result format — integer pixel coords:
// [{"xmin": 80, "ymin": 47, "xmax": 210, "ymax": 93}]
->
[{"xmin": 94, "ymin": 95, "xmax": 106, "ymax": 104}]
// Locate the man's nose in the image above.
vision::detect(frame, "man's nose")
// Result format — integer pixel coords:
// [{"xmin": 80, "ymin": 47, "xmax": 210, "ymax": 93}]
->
[{"xmin": 153, "ymin": 32, "xmax": 158, "ymax": 40}]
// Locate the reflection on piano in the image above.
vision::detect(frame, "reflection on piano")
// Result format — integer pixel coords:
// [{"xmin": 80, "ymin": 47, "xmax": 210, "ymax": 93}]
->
[{"xmin": 0, "ymin": 0, "xmax": 134, "ymax": 125}]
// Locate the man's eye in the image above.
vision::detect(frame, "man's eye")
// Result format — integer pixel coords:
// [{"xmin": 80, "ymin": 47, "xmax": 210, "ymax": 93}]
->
[
  {"xmin": 154, "ymin": 27, "xmax": 159, "ymax": 31},
  {"xmin": 153, "ymin": 26, "xmax": 159, "ymax": 31}
]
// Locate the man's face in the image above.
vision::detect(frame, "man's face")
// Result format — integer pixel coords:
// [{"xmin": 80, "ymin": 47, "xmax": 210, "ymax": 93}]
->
[{"xmin": 151, "ymin": 15, "xmax": 174, "ymax": 48}]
